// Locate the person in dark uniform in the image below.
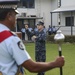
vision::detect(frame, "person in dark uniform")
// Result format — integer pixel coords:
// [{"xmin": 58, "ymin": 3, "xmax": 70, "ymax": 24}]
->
[
  {"xmin": 32, "ymin": 21, "xmax": 46, "ymax": 75},
  {"xmin": 25, "ymin": 24, "xmax": 31, "ymax": 41},
  {"xmin": 48, "ymin": 25, "xmax": 52, "ymax": 35},
  {"xmin": 21, "ymin": 26, "xmax": 25, "ymax": 40}
]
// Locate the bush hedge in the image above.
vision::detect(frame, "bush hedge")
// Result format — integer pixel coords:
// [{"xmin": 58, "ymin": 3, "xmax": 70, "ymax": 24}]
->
[{"xmin": 47, "ymin": 35, "xmax": 75, "ymax": 43}]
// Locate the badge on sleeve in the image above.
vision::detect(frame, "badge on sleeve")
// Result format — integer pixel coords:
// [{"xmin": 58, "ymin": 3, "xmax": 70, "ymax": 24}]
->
[{"xmin": 17, "ymin": 41, "xmax": 24, "ymax": 50}]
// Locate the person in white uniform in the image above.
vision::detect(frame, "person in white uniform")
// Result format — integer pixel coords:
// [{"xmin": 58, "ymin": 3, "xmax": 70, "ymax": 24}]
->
[{"xmin": 0, "ymin": 0, "xmax": 65, "ymax": 75}]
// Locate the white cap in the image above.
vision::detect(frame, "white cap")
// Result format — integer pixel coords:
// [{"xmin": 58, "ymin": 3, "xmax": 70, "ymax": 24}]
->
[
  {"xmin": 0, "ymin": 0, "xmax": 20, "ymax": 14},
  {"xmin": 0, "ymin": 0, "xmax": 19, "ymax": 8},
  {"xmin": 0, "ymin": 0, "xmax": 19, "ymax": 1},
  {"xmin": 0, "ymin": 0, "xmax": 20, "ymax": 3}
]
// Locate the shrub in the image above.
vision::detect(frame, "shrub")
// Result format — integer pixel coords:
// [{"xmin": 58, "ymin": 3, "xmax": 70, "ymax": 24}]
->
[
  {"xmin": 47, "ymin": 35, "xmax": 75, "ymax": 43},
  {"xmin": 65, "ymin": 35, "xmax": 75, "ymax": 43}
]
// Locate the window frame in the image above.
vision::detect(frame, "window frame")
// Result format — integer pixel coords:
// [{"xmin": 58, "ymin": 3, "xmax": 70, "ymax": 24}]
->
[
  {"xmin": 18, "ymin": 0, "xmax": 35, "ymax": 8},
  {"xmin": 65, "ymin": 16, "xmax": 74, "ymax": 26}
]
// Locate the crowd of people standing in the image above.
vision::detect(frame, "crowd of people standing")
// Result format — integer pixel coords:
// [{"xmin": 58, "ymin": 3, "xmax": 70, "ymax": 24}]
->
[
  {"xmin": 21, "ymin": 24, "xmax": 33, "ymax": 41},
  {"xmin": 21, "ymin": 23, "xmax": 57, "ymax": 41}
]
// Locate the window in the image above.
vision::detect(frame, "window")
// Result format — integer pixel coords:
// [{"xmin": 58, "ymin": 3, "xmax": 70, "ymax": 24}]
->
[
  {"xmin": 65, "ymin": 16, "xmax": 74, "ymax": 26},
  {"xmin": 18, "ymin": 0, "xmax": 35, "ymax": 8},
  {"xmin": 17, "ymin": 19, "xmax": 35, "ymax": 32}
]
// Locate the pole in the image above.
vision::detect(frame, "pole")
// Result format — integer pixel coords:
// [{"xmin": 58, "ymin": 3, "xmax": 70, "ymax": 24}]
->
[
  {"xmin": 51, "ymin": 12, "xmax": 52, "ymax": 27},
  {"xmin": 54, "ymin": 30, "xmax": 65, "ymax": 75},
  {"xmin": 71, "ymin": 11, "xmax": 73, "ymax": 35},
  {"xmin": 58, "ymin": 44, "xmax": 63, "ymax": 75}
]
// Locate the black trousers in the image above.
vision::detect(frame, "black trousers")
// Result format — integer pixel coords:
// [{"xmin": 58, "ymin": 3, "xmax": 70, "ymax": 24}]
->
[
  {"xmin": 35, "ymin": 50, "xmax": 46, "ymax": 75},
  {"xmin": 22, "ymin": 32, "xmax": 25, "ymax": 40}
]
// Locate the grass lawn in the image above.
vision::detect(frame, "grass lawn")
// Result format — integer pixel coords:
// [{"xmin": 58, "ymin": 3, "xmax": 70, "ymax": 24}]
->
[{"xmin": 24, "ymin": 42, "xmax": 75, "ymax": 75}]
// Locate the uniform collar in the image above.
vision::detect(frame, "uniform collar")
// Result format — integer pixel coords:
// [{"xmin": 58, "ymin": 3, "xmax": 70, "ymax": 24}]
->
[{"xmin": 0, "ymin": 23, "xmax": 10, "ymax": 31}]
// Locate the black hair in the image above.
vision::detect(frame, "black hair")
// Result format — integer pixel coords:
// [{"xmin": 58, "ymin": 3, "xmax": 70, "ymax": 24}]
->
[{"xmin": 0, "ymin": 8, "xmax": 15, "ymax": 21}]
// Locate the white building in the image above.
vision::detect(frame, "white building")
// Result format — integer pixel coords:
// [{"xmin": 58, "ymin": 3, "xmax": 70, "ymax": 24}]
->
[
  {"xmin": 17, "ymin": 0, "xmax": 75, "ymax": 35},
  {"xmin": 52, "ymin": 0, "xmax": 75, "ymax": 35}
]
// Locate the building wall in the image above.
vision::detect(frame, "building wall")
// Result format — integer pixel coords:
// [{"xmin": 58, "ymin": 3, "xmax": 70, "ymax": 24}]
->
[
  {"xmin": 61, "ymin": 0, "xmax": 75, "ymax": 7},
  {"xmin": 17, "ymin": 0, "xmax": 75, "ymax": 35},
  {"xmin": 36, "ymin": 0, "xmax": 58, "ymax": 29},
  {"xmin": 60, "ymin": 12, "xmax": 75, "ymax": 35},
  {"xmin": 51, "ymin": 0, "xmax": 58, "ymax": 26},
  {"xmin": 58, "ymin": 0, "xmax": 75, "ymax": 35},
  {"xmin": 17, "ymin": 0, "xmax": 58, "ymax": 29},
  {"xmin": 37, "ymin": 0, "xmax": 51, "ymax": 29},
  {"xmin": 34, "ymin": 0, "xmax": 52, "ymax": 29}
]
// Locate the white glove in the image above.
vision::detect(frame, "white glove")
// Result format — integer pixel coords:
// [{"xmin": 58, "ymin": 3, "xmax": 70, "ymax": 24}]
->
[{"xmin": 32, "ymin": 35, "xmax": 37, "ymax": 42}]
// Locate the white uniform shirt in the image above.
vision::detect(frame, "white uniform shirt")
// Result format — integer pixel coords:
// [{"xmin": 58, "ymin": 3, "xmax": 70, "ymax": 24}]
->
[
  {"xmin": 21, "ymin": 28, "xmax": 25, "ymax": 33},
  {"xmin": 0, "ymin": 24, "xmax": 31, "ymax": 75}
]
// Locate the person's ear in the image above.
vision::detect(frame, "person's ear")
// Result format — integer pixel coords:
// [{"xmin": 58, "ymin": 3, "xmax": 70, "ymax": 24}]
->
[{"xmin": 7, "ymin": 12, "xmax": 12, "ymax": 21}]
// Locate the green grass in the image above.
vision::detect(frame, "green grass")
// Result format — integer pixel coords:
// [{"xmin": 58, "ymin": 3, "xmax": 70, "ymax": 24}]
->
[{"xmin": 24, "ymin": 42, "xmax": 75, "ymax": 75}]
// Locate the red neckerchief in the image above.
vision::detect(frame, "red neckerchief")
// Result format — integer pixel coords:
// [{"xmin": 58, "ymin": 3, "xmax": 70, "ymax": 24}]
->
[{"xmin": 0, "ymin": 30, "xmax": 13, "ymax": 43}]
